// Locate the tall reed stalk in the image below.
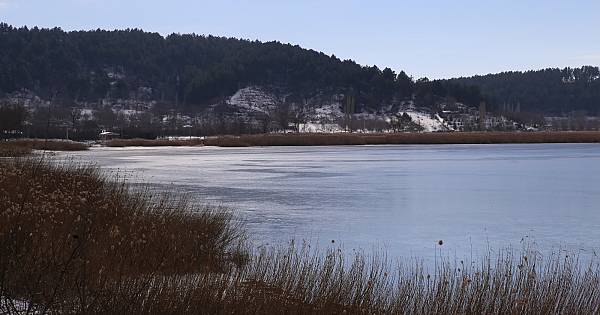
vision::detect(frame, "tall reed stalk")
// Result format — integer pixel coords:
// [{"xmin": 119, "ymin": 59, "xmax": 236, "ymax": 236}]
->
[{"xmin": 1, "ymin": 156, "xmax": 599, "ymax": 314}]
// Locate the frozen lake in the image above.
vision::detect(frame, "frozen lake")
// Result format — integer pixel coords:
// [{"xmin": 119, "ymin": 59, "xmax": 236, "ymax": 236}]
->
[{"xmin": 61, "ymin": 144, "xmax": 600, "ymax": 261}]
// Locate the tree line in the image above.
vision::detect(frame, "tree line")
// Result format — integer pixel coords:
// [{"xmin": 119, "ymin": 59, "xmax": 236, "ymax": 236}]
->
[
  {"xmin": 446, "ymin": 67, "xmax": 600, "ymax": 115},
  {"xmin": 0, "ymin": 24, "xmax": 483, "ymax": 111},
  {"xmin": 2, "ymin": 23, "xmax": 599, "ymax": 140}
]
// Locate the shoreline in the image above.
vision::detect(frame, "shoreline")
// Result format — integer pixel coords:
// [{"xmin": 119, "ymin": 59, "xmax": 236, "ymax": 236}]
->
[
  {"xmin": 105, "ymin": 131, "xmax": 600, "ymax": 148},
  {"xmin": 3, "ymin": 132, "xmax": 600, "ymax": 153},
  {"xmin": 2, "ymin": 153, "xmax": 600, "ymax": 313}
]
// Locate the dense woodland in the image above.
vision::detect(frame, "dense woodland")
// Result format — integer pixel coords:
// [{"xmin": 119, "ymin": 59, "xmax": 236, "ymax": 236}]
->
[
  {"xmin": 0, "ymin": 24, "xmax": 483, "ymax": 109},
  {"xmin": 447, "ymin": 67, "xmax": 600, "ymax": 115}
]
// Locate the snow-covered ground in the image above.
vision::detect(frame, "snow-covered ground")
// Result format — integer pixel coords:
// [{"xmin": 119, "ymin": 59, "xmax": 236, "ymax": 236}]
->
[
  {"xmin": 402, "ymin": 110, "xmax": 447, "ymax": 132},
  {"xmin": 218, "ymin": 86, "xmax": 456, "ymax": 132},
  {"xmin": 166, "ymin": 136, "xmax": 206, "ymax": 140},
  {"xmin": 299, "ymin": 122, "xmax": 343, "ymax": 133},
  {"xmin": 117, "ymin": 109, "xmax": 145, "ymax": 116},
  {"xmin": 311, "ymin": 103, "xmax": 344, "ymax": 121},
  {"xmin": 226, "ymin": 87, "xmax": 278, "ymax": 114}
]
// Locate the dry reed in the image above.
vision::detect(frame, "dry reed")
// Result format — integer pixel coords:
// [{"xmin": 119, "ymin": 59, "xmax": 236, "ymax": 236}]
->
[
  {"xmin": 0, "ymin": 139, "xmax": 89, "ymax": 153},
  {"xmin": 203, "ymin": 131, "xmax": 600, "ymax": 147},
  {"xmin": 0, "ymin": 142, "xmax": 32, "ymax": 157},
  {"xmin": 105, "ymin": 138, "xmax": 203, "ymax": 147},
  {"xmin": 1, "ymin": 156, "xmax": 599, "ymax": 314},
  {"xmin": 0, "ymin": 157, "xmax": 246, "ymax": 314}
]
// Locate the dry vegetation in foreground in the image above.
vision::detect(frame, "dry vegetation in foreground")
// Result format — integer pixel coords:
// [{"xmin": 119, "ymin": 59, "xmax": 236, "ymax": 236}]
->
[
  {"xmin": 1, "ymin": 155, "xmax": 600, "ymax": 314},
  {"xmin": 106, "ymin": 138, "xmax": 203, "ymax": 147},
  {"xmin": 0, "ymin": 139, "xmax": 88, "ymax": 156},
  {"xmin": 203, "ymin": 131, "xmax": 600, "ymax": 147},
  {"xmin": 0, "ymin": 157, "xmax": 246, "ymax": 314}
]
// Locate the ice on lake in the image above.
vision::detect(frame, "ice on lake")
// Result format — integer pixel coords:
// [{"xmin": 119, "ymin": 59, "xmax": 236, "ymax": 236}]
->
[{"xmin": 59, "ymin": 143, "xmax": 600, "ymax": 262}]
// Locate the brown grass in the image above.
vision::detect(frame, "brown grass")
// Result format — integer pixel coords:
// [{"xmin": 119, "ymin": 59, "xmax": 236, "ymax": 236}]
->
[
  {"xmin": 203, "ymin": 131, "xmax": 600, "ymax": 147},
  {"xmin": 0, "ymin": 139, "xmax": 89, "ymax": 153},
  {"xmin": 106, "ymin": 138, "xmax": 203, "ymax": 147},
  {"xmin": 0, "ymin": 157, "xmax": 246, "ymax": 313},
  {"xmin": 1, "ymin": 157, "xmax": 599, "ymax": 314},
  {"xmin": 0, "ymin": 142, "xmax": 32, "ymax": 157},
  {"xmin": 101, "ymin": 132, "xmax": 600, "ymax": 148}
]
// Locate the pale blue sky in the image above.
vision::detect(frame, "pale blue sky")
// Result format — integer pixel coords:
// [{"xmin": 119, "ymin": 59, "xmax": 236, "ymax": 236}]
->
[{"xmin": 1, "ymin": 0, "xmax": 599, "ymax": 79}]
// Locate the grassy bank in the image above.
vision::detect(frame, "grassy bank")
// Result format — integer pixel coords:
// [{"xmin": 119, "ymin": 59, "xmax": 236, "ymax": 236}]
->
[
  {"xmin": 2, "ymin": 155, "xmax": 600, "ymax": 314},
  {"xmin": 204, "ymin": 131, "xmax": 600, "ymax": 147}
]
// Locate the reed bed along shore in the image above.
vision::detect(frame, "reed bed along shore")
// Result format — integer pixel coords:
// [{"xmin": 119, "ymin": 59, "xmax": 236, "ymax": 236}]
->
[
  {"xmin": 0, "ymin": 139, "xmax": 88, "ymax": 156},
  {"xmin": 102, "ymin": 131, "xmax": 600, "ymax": 148},
  {"xmin": 0, "ymin": 142, "xmax": 31, "ymax": 157},
  {"xmin": 0, "ymin": 157, "xmax": 246, "ymax": 314},
  {"xmin": 1, "ymin": 154, "xmax": 600, "ymax": 314},
  {"xmin": 9, "ymin": 131, "xmax": 600, "ymax": 151},
  {"xmin": 203, "ymin": 131, "xmax": 600, "ymax": 147},
  {"xmin": 105, "ymin": 138, "xmax": 203, "ymax": 147}
]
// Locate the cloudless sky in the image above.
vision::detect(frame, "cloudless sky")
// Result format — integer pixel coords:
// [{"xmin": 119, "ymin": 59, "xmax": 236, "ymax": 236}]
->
[{"xmin": 1, "ymin": 0, "xmax": 599, "ymax": 79}]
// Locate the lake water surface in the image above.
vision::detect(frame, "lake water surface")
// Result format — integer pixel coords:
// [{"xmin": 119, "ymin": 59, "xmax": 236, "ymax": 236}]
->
[{"xmin": 61, "ymin": 144, "xmax": 600, "ymax": 262}]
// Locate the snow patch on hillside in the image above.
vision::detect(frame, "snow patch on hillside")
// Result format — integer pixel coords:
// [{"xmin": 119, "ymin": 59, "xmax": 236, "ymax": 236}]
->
[
  {"xmin": 311, "ymin": 103, "xmax": 343, "ymax": 121},
  {"xmin": 403, "ymin": 111, "xmax": 447, "ymax": 132},
  {"xmin": 227, "ymin": 87, "xmax": 278, "ymax": 114},
  {"xmin": 222, "ymin": 86, "xmax": 453, "ymax": 132},
  {"xmin": 299, "ymin": 122, "xmax": 343, "ymax": 133}
]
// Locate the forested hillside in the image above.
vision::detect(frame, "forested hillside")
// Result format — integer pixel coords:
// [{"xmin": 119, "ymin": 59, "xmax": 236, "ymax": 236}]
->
[
  {"xmin": 0, "ymin": 24, "xmax": 481, "ymax": 110},
  {"xmin": 447, "ymin": 67, "xmax": 600, "ymax": 115},
  {"xmin": 1, "ymin": 24, "xmax": 598, "ymax": 116}
]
